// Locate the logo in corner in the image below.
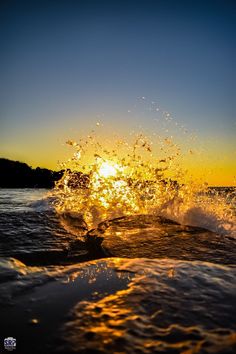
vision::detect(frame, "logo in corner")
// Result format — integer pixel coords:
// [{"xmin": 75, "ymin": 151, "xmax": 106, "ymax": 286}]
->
[{"xmin": 4, "ymin": 337, "xmax": 16, "ymax": 351}]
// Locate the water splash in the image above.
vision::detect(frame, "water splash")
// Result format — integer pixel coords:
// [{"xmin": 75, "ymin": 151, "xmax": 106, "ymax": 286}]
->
[
  {"xmin": 51, "ymin": 127, "xmax": 235, "ymax": 237},
  {"xmin": 53, "ymin": 132, "xmax": 179, "ymax": 224}
]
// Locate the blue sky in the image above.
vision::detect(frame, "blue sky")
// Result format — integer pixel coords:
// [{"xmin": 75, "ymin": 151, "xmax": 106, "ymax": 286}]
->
[{"xmin": 0, "ymin": 0, "xmax": 235, "ymax": 183}]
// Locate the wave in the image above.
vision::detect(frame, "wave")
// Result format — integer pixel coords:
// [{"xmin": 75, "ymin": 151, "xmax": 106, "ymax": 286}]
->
[{"xmin": 158, "ymin": 194, "xmax": 236, "ymax": 238}]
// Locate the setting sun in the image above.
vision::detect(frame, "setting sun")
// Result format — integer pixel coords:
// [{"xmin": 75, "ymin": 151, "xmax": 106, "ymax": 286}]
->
[{"xmin": 98, "ymin": 161, "xmax": 119, "ymax": 178}]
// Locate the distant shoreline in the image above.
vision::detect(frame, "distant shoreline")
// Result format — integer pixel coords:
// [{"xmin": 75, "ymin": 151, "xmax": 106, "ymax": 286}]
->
[
  {"xmin": 0, "ymin": 158, "xmax": 234, "ymax": 189},
  {"xmin": 0, "ymin": 158, "xmax": 63, "ymax": 188}
]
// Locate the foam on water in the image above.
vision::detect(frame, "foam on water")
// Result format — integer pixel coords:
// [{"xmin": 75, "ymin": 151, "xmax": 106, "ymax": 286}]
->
[
  {"xmin": 30, "ymin": 196, "xmax": 56, "ymax": 212},
  {"xmin": 158, "ymin": 188, "xmax": 236, "ymax": 237}
]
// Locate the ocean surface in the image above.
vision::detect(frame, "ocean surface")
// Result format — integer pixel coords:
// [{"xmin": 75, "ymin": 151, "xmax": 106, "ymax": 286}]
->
[{"xmin": 0, "ymin": 188, "xmax": 236, "ymax": 353}]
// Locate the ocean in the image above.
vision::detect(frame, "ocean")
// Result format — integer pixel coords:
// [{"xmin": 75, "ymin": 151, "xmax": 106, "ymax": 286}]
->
[{"xmin": 0, "ymin": 188, "xmax": 236, "ymax": 353}]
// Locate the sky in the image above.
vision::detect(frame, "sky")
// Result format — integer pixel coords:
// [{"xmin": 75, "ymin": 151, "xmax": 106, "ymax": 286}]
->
[{"xmin": 0, "ymin": 0, "xmax": 235, "ymax": 185}]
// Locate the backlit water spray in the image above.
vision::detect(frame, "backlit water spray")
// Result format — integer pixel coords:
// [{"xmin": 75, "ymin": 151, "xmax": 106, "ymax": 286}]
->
[{"xmin": 51, "ymin": 102, "xmax": 236, "ymax": 237}]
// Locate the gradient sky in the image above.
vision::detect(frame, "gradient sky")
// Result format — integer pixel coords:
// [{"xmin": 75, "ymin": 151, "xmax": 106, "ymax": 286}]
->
[{"xmin": 0, "ymin": 0, "xmax": 235, "ymax": 185}]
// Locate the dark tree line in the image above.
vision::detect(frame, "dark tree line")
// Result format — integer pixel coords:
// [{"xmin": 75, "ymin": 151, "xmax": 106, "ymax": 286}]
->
[{"xmin": 0, "ymin": 158, "xmax": 64, "ymax": 188}]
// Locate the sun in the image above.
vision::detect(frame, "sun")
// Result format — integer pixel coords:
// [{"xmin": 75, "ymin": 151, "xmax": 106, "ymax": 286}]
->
[{"xmin": 98, "ymin": 161, "xmax": 119, "ymax": 178}]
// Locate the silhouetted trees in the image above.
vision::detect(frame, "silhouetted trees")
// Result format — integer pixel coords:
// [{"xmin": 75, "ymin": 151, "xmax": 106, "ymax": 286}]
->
[{"xmin": 0, "ymin": 158, "xmax": 63, "ymax": 188}]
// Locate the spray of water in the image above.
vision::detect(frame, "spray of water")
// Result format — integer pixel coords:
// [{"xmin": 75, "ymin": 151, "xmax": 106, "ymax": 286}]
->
[{"xmin": 51, "ymin": 125, "xmax": 235, "ymax": 237}]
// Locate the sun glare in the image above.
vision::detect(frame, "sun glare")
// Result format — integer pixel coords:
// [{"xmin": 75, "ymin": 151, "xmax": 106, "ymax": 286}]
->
[{"xmin": 98, "ymin": 162, "xmax": 119, "ymax": 178}]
